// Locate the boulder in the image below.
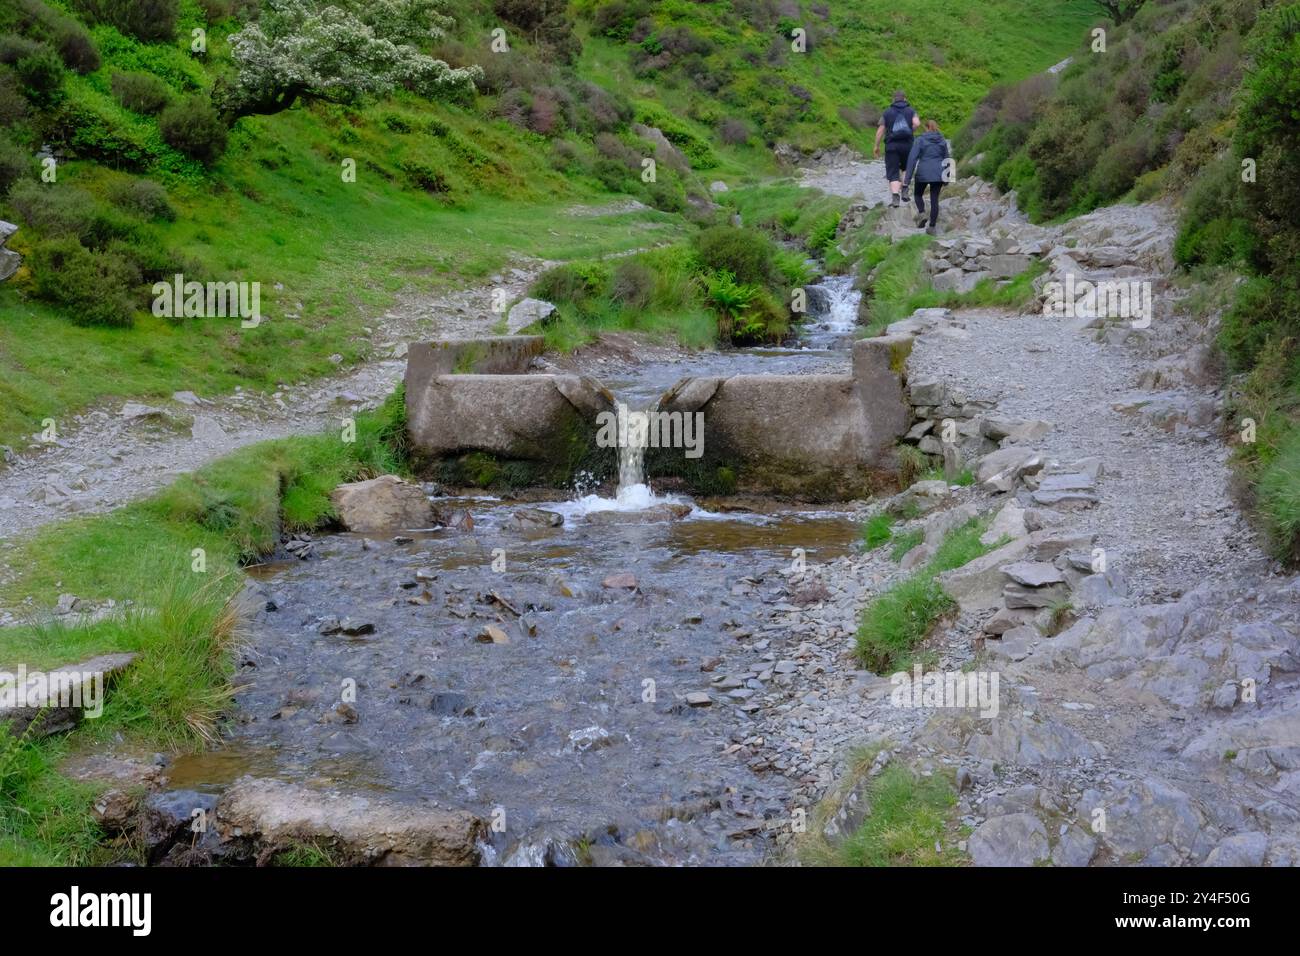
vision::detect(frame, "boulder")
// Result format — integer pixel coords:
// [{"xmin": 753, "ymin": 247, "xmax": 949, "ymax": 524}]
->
[
  {"xmin": 1096, "ymin": 778, "xmax": 1216, "ymax": 864},
  {"xmin": 981, "ymin": 501, "xmax": 1027, "ymax": 545},
  {"xmin": 1002, "ymin": 561, "xmax": 1066, "ymax": 588},
  {"xmin": 0, "ymin": 220, "xmax": 18, "ymax": 282},
  {"xmin": 984, "ymin": 253, "xmax": 1032, "ymax": 279},
  {"xmin": 932, "ymin": 268, "xmax": 986, "ymax": 294},
  {"xmin": 969, "ymin": 813, "xmax": 1049, "ymax": 867},
  {"xmin": 982, "ymin": 417, "xmax": 1052, "ymax": 445},
  {"xmin": 1003, "ymin": 581, "xmax": 1070, "ymax": 609},
  {"xmin": 1202, "ymin": 832, "xmax": 1268, "ymax": 867},
  {"xmin": 1052, "ymin": 826, "xmax": 1098, "ymax": 867},
  {"xmin": 330, "ymin": 475, "xmax": 434, "ymax": 533},
  {"xmin": 938, "ymin": 536, "xmax": 1032, "ymax": 611},
  {"xmin": 407, "ymin": 371, "xmax": 613, "ymax": 475},
  {"xmin": 512, "ymin": 508, "xmax": 564, "ymax": 529},
  {"xmin": 505, "ymin": 298, "xmax": 557, "ymax": 334},
  {"xmin": 976, "ymin": 447, "xmax": 1043, "ymax": 492},
  {"xmin": 217, "ymin": 778, "xmax": 485, "ymax": 866}
]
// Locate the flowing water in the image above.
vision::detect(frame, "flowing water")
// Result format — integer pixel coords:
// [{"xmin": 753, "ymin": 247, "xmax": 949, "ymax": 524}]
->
[
  {"xmin": 801, "ymin": 275, "xmax": 862, "ymax": 350},
  {"xmin": 169, "ymin": 304, "xmax": 871, "ymax": 866}
]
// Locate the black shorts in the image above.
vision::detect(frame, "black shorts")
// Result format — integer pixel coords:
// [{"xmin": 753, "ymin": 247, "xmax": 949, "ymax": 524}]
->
[{"xmin": 884, "ymin": 142, "xmax": 911, "ymax": 181}]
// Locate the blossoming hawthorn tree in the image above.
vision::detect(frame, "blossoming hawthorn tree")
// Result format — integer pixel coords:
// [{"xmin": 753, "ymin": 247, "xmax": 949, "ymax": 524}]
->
[{"xmin": 215, "ymin": 0, "xmax": 483, "ymax": 120}]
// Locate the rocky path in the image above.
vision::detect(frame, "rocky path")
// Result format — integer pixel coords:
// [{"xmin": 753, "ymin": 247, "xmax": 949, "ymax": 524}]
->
[
  {"xmin": 0, "ymin": 265, "xmax": 543, "ymax": 556},
  {"xmin": 750, "ymin": 188, "xmax": 1300, "ymax": 866}
]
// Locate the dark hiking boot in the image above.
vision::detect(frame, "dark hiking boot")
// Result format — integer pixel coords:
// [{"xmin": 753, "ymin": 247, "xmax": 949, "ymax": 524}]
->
[{"xmin": 890, "ymin": 193, "xmax": 900, "ymax": 207}]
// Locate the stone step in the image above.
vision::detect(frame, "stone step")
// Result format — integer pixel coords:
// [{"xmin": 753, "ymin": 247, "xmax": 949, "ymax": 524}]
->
[{"xmin": 0, "ymin": 652, "xmax": 137, "ymax": 738}]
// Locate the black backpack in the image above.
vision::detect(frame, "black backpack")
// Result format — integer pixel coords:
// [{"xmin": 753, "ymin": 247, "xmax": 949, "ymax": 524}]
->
[{"xmin": 886, "ymin": 105, "xmax": 913, "ymax": 142}]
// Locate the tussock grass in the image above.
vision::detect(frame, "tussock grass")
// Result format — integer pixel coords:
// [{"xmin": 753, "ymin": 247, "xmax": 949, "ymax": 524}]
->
[
  {"xmin": 861, "ymin": 513, "xmax": 895, "ymax": 549},
  {"xmin": 0, "ymin": 389, "xmax": 411, "ymax": 864},
  {"xmin": 799, "ymin": 750, "xmax": 966, "ymax": 867},
  {"xmin": 889, "ymin": 528, "xmax": 924, "ymax": 562},
  {"xmin": 857, "ymin": 515, "xmax": 998, "ymax": 672},
  {"xmin": 859, "ymin": 236, "xmax": 1048, "ymax": 337}
]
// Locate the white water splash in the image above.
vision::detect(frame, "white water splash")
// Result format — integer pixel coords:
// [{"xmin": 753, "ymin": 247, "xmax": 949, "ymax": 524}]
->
[
  {"xmin": 556, "ymin": 400, "xmax": 697, "ymax": 518},
  {"xmin": 803, "ymin": 274, "xmax": 861, "ymax": 349}
]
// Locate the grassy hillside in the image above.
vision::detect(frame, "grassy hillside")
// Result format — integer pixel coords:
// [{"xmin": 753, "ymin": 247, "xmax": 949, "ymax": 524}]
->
[
  {"xmin": 958, "ymin": 0, "xmax": 1300, "ymax": 559},
  {"xmin": 0, "ymin": 0, "xmax": 1094, "ymax": 452}
]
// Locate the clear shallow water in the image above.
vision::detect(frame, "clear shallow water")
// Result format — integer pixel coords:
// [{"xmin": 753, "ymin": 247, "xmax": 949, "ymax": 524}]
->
[{"xmin": 207, "ymin": 343, "xmax": 867, "ymax": 866}]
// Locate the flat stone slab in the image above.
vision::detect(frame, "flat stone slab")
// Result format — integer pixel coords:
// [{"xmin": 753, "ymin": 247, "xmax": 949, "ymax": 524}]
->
[
  {"xmin": 1, "ymin": 652, "xmax": 138, "ymax": 738},
  {"xmin": 1004, "ymin": 581, "xmax": 1071, "ymax": 609},
  {"xmin": 1036, "ymin": 472, "xmax": 1096, "ymax": 493},
  {"xmin": 217, "ymin": 778, "xmax": 485, "ymax": 866},
  {"xmin": 1031, "ymin": 489, "xmax": 1100, "ymax": 508},
  {"xmin": 1001, "ymin": 561, "xmax": 1066, "ymax": 587}
]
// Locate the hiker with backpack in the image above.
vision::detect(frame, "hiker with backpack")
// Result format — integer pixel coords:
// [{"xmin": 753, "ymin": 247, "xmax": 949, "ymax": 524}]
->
[
  {"xmin": 903, "ymin": 119, "xmax": 951, "ymax": 235},
  {"xmin": 872, "ymin": 90, "xmax": 919, "ymax": 207}
]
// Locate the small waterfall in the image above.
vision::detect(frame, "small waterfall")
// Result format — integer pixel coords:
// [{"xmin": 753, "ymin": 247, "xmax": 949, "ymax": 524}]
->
[
  {"xmin": 610, "ymin": 402, "xmax": 658, "ymax": 508},
  {"xmin": 618, "ymin": 417, "xmax": 648, "ymax": 492},
  {"xmin": 556, "ymin": 399, "xmax": 699, "ymax": 517},
  {"xmin": 803, "ymin": 274, "xmax": 861, "ymax": 349}
]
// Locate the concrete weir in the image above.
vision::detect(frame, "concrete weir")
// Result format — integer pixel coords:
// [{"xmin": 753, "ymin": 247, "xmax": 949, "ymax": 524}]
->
[{"xmin": 404, "ymin": 335, "xmax": 914, "ymax": 499}]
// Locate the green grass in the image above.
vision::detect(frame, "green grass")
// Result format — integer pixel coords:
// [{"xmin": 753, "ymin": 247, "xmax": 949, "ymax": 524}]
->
[
  {"xmin": 576, "ymin": 0, "xmax": 1095, "ymax": 153},
  {"xmin": 1258, "ymin": 431, "xmax": 1300, "ymax": 555},
  {"xmin": 857, "ymin": 515, "xmax": 1000, "ymax": 672},
  {"xmin": 0, "ymin": 390, "xmax": 412, "ymax": 864},
  {"xmin": 271, "ymin": 840, "xmax": 343, "ymax": 867},
  {"xmin": 800, "ymin": 753, "xmax": 966, "ymax": 867},
  {"xmin": 890, "ymin": 528, "xmax": 924, "ymax": 562},
  {"xmin": 719, "ymin": 182, "xmax": 849, "ymax": 251},
  {"xmin": 857, "ymin": 236, "xmax": 1049, "ymax": 336},
  {"xmin": 0, "ymin": 191, "xmax": 682, "ymax": 451},
  {"xmin": 862, "ymin": 513, "xmax": 895, "ymax": 549}
]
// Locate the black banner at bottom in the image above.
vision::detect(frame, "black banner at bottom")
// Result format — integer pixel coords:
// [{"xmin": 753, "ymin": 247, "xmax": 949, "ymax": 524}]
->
[{"xmin": 0, "ymin": 865, "xmax": 1280, "ymax": 941}]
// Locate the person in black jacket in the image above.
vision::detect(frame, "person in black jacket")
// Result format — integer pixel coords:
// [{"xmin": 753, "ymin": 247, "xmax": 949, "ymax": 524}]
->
[
  {"xmin": 903, "ymin": 120, "xmax": 951, "ymax": 235},
  {"xmin": 872, "ymin": 90, "xmax": 919, "ymax": 207}
]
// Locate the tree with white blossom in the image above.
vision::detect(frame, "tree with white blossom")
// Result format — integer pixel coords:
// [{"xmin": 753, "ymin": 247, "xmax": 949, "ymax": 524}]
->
[{"xmin": 216, "ymin": 0, "xmax": 482, "ymax": 119}]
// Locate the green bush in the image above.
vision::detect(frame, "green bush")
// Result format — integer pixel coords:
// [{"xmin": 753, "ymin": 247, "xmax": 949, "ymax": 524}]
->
[
  {"xmin": 50, "ymin": 19, "xmax": 98, "ymax": 73},
  {"xmin": 108, "ymin": 177, "xmax": 176, "ymax": 222},
  {"xmin": 0, "ymin": 34, "xmax": 43, "ymax": 65},
  {"xmin": 47, "ymin": 98, "xmax": 160, "ymax": 170},
  {"xmin": 1174, "ymin": 156, "xmax": 1253, "ymax": 269},
  {"xmin": 862, "ymin": 513, "xmax": 894, "ymax": 548},
  {"xmin": 1259, "ymin": 428, "xmax": 1300, "ymax": 560},
  {"xmin": 1219, "ymin": 277, "xmax": 1293, "ymax": 374},
  {"xmin": 399, "ymin": 157, "xmax": 450, "ymax": 193},
  {"xmin": 0, "ymin": 69, "xmax": 27, "ymax": 126},
  {"xmin": 28, "ymin": 236, "xmax": 139, "ymax": 327},
  {"xmin": 6, "ymin": 180, "xmax": 114, "ymax": 242},
  {"xmin": 0, "ymin": 133, "xmax": 31, "ymax": 195},
  {"xmin": 159, "ymin": 96, "xmax": 228, "ymax": 165},
  {"xmin": 1, "ymin": 0, "xmax": 99, "ymax": 72},
  {"xmin": 70, "ymin": 0, "xmax": 178, "ymax": 43},
  {"xmin": 609, "ymin": 259, "xmax": 655, "ymax": 310},
  {"xmin": 693, "ymin": 225, "xmax": 776, "ymax": 286},
  {"xmin": 14, "ymin": 45, "xmax": 64, "ymax": 107},
  {"xmin": 111, "ymin": 70, "xmax": 170, "ymax": 115},
  {"xmin": 531, "ymin": 262, "xmax": 611, "ymax": 307}
]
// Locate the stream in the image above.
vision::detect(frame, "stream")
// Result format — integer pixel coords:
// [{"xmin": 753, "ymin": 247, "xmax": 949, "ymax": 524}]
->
[{"xmin": 167, "ymin": 278, "xmax": 867, "ymax": 866}]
